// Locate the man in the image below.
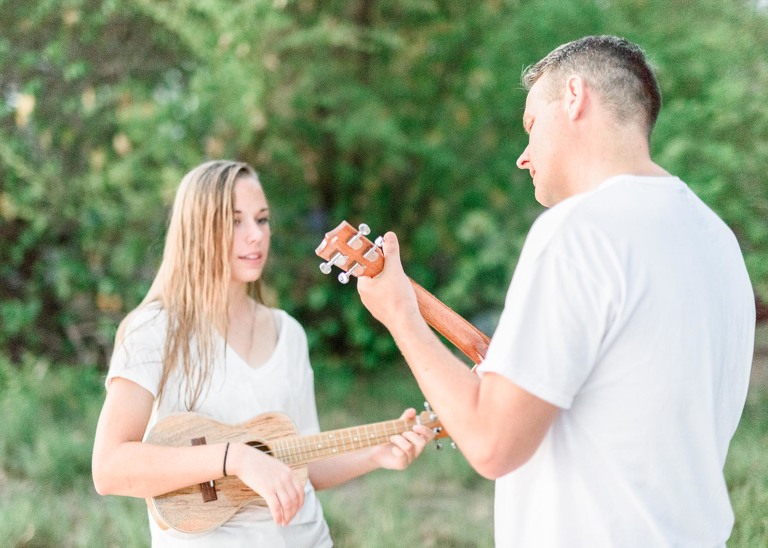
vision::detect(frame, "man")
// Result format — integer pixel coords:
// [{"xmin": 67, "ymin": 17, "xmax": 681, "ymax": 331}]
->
[{"xmin": 357, "ymin": 35, "xmax": 755, "ymax": 546}]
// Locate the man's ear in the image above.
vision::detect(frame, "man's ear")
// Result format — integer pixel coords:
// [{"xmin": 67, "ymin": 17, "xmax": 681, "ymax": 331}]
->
[{"xmin": 564, "ymin": 75, "xmax": 587, "ymax": 121}]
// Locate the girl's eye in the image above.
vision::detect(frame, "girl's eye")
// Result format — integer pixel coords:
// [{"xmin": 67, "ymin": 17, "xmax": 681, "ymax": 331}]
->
[
  {"xmin": 234, "ymin": 218, "xmax": 242, "ymax": 226},
  {"xmin": 257, "ymin": 217, "xmax": 270, "ymax": 226}
]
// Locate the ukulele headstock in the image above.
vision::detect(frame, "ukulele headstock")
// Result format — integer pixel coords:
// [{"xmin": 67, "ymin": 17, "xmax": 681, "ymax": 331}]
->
[
  {"xmin": 420, "ymin": 401, "xmax": 453, "ymax": 446},
  {"xmin": 315, "ymin": 221, "xmax": 384, "ymax": 284}
]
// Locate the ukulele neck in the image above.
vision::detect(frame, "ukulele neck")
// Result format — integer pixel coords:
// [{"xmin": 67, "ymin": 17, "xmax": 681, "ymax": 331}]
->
[
  {"xmin": 410, "ymin": 281, "xmax": 488, "ymax": 364},
  {"xmin": 272, "ymin": 418, "xmax": 414, "ymax": 465}
]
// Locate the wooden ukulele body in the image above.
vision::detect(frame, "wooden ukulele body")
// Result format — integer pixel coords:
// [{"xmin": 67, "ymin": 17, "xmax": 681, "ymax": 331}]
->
[
  {"xmin": 145, "ymin": 409, "xmax": 441, "ymax": 534},
  {"xmin": 146, "ymin": 412, "xmax": 304, "ymax": 534}
]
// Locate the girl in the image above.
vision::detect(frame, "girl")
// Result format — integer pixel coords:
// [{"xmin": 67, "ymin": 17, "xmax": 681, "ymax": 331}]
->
[{"xmin": 92, "ymin": 160, "xmax": 434, "ymax": 547}]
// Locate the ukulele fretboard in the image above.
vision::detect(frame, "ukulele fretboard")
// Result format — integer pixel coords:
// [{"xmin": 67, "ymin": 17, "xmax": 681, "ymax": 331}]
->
[{"xmin": 273, "ymin": 418, "xmax": 413, "ymax": 465}]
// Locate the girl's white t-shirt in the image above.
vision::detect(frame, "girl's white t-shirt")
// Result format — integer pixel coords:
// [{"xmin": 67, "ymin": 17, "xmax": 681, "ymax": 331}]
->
[{"xmin": 107, "ymin": 305, "xmax": 333, "ymax": 548}]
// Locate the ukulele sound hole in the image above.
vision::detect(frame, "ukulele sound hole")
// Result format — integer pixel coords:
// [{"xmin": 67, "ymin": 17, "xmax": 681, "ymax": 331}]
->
[{"xmin": 247, "ymin": 441, "xmax": 271, "ymax": 454}]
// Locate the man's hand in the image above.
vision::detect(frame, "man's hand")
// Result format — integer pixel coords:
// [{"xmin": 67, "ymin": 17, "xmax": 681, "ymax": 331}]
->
[{"xmin": 356, "ymin": 232, "xmax": 421, "ymax": 333}]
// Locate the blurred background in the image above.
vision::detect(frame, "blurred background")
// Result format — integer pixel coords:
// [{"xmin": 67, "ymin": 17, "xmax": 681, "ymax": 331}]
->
[{"xmin": 1, "ymin": 0, "xmax": 767, "ymax": 546}]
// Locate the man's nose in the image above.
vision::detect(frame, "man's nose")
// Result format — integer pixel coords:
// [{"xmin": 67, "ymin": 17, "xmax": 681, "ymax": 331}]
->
[{"xmin": 516, "ymin": 146, "xmax": 530, "ymax": 170}]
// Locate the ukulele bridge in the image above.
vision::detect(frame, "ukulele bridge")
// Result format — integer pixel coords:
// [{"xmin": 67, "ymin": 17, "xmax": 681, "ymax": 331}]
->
[{"xmin": 191, "ymin": 437, "xmax": 218, "ymax": 503}]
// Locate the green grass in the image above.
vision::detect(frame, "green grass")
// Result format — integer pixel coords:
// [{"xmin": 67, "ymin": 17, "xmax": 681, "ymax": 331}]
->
[
  {"xmin": 0, "ymin": 356, "xmax": 151, "ymax": 547},
  {"xmin": 1, "ymin": 354, "xmax": 766, "ymax": 547},
  {"xmin": 313, "ymin": 367, "xmax": 494, "ymax": 547},
  {"xmin": 724, "ymin": 384, "xmax": 768, "ymax": 546}
]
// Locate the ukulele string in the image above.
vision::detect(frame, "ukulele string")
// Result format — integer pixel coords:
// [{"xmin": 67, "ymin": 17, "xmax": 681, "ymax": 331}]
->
[{"xmin": 239, "ymin": 419, "xmax": 419, "ymax": 462}]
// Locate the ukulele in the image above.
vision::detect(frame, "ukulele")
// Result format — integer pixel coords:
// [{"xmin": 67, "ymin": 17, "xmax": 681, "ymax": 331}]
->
[
  {"xmin": 315, "ymin": 221, "xmax": 490, "ymax": 365},
  {"xmin": 146, "ymin": 408, "xmax": 443, "ymax": 534}
]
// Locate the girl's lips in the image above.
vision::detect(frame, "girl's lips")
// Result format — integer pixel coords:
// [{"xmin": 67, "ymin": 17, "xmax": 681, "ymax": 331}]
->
[{"xmin": 239, "ymin": 253, "xmax": 263, "ymax": 261}]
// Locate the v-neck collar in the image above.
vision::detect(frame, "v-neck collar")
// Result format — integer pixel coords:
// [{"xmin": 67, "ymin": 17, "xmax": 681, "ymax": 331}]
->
[{"xmin": 221, "ymin": 309, "xmax": 282, "ymax": 371}]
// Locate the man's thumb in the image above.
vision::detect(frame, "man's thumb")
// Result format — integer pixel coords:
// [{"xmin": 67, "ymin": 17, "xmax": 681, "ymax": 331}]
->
[{"xmin": 382, "ymin": 231, "xmax": 402, "ymax": 265}]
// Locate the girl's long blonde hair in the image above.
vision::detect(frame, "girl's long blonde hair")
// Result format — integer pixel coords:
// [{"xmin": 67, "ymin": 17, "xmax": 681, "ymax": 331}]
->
[{"xmin": 115, "ymin": 160, "xmax": 265, "ymax": 409}]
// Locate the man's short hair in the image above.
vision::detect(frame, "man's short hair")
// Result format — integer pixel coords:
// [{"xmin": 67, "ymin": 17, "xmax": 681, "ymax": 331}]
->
[{"xmin": 522, "ymin": 35, "xmax": 662, "ymax": 137}]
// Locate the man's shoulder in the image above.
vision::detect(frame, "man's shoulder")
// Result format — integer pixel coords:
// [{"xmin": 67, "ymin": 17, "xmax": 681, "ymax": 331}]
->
[
  {"xmin": 525, "ymin": 175, "xmax": 680, "ymax": 257},
  {"xmin": 527, "ymin": 190, "xmax": 601, "ymax": 250},
  {"xmin": 537, "ymin": 175, "xmax": 689, "ymax": 230}
]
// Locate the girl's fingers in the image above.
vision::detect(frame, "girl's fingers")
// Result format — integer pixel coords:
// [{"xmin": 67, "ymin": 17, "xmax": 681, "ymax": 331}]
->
[{"xmin": 269, "ymin": 479, "xmax": 305, "ymax": 526}]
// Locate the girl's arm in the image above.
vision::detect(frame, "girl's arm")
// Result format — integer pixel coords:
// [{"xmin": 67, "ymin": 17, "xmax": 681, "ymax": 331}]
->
[{"xmin": 91, "ymin": 377, "xmax": 304, "ymax": 526}]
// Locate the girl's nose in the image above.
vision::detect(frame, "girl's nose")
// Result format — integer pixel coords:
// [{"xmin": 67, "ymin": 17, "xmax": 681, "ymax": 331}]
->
[{"xmin": 246, "ymin": 221, "xmax": 264, "ymax": 243}]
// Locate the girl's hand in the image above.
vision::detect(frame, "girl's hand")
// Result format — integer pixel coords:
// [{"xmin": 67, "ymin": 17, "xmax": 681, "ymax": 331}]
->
[
  {"xmin": 228, "ymin": 443, "xmax": 305, "ymax": 526},
  {"xmin": 369, "ymin": 408, "xmax": 436, "ymax": 470}
]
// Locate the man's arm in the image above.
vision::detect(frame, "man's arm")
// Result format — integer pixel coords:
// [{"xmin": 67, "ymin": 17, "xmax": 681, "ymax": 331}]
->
[{"xmin": 357, "ymin": 232, "xmax": 558, "ymax": 479}]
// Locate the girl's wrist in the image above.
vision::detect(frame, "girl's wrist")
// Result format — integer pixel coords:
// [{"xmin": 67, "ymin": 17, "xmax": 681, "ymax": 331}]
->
[
  {"xmin": 224, "ymin": 442, "xmax": 247, "ymax": 477},
  {"xmin": 222, "ymin": 442, "xmax": 231, "ymax": 476}
]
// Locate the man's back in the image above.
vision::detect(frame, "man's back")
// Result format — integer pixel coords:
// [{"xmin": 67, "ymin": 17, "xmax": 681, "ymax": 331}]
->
[{"xmin": 481, "ymin": 175, "xmax": 755, "ymax": 546}]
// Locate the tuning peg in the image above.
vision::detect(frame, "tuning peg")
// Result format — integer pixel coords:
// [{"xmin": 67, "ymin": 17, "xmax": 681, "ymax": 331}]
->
[
  {"xmin": 363, "ymin": 246, "xmax": 381, "ymax": 262},
  {"xmin": 319, "ymin": 251, "xmax": 347, "ymax": 275},
  {"xmin": 434, "ymin": 437, "xmax": 457, "ymax": 451},
  {"xmin": 374, "ymin": 235, "xmax": 384, "ymax": 248},
  {"xmin": 346, "ymin": 224, "xmax": 371, "ymax": 249},
  {"xmin": 338, "ymin": 262, "xmax": 363, "ymax": 284},
  {"xmin": 423, "ymin": 401, "xmax": 438, "ymax": 420}
]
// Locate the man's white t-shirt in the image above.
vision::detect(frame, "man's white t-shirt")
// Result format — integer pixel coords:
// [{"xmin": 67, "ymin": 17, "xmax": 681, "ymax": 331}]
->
[
  {"xmin": 478, "ymin": 175, "xmax": 755, "ymax": 547},
  {"xmin": 107, "ymin": 305, "xmax": 333, "ymax": 548}
]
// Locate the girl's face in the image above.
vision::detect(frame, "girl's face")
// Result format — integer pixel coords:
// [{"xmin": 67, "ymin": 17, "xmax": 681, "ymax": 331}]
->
[{"xmin": 230, "ymin": 176, "xmax": 270, "ymax": 286}]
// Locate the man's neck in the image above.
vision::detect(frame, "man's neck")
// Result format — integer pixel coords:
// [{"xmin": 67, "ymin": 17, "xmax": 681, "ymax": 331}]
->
[{"xmin": 571, "ymin": 126, "xmax": 669, "ymax": 195}]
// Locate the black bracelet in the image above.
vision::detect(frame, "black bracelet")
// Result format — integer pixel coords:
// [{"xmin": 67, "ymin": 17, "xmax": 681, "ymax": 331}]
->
[{"xmin": 223, "ymin": 442, "xmax": 230, "ymax": 477}]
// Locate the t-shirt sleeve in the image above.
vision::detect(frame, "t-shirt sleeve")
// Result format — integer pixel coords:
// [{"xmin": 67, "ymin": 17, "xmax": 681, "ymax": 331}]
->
[
  {"xmin": 478, "ymin": 224, "xmax": 618, "ymax": 409},
  {"xmin": 106, "ymin": 307, "xmax": 166, "ymax": 398}
]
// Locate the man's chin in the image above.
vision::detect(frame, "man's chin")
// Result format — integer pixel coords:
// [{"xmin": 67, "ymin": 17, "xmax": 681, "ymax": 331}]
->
[{"xmin": 534, "ymin": 187, "xmax": 552, "ymax": 208}]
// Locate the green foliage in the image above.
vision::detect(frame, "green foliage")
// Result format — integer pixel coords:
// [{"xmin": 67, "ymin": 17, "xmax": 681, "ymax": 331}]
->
[
  {"xmin": 629, "ymin": 0, "xmax": 768, "ymax": 299},
  {"xmin": 2, "ymin": 0, "xmax": 767, "ymax": 377},
  {"xmin": 0, "ymin": 356, "xmax": 101, "ymax": 489}
]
